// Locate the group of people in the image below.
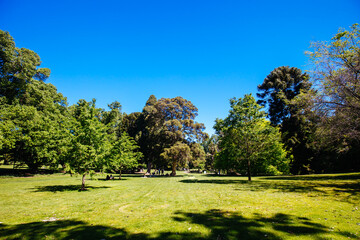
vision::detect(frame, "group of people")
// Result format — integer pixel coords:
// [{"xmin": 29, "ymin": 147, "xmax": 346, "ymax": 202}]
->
[
  {"xmin": 143, "ymin": 169, "xmax": 169, "ymax": 177},
  {"xmin": 106, "ymin": 175, "xmax": 114, "ymax": 180}
]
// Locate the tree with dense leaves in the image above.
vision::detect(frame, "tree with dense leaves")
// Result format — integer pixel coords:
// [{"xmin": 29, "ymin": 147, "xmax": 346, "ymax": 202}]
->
[
  {"xmin": 0, "ymin": 30, "xmax": 50, "ymax": 104},
  {"xmin": 107, "ymin": 132, "xmax": 142, "ymax": 180},
  {"xmin": 257, "ymin": 66, "xmax": 313, "ymax": 174},
  {"xmin": 67, "ymin": 99, "xmax": 110, "ymax": 190},
  {"xmin": 257, "ymin": 66, "xmax": 311, "ymax": 125},
  {"xmin": 156, "ymin": 96, "xmax": 207, "ymax": 175},
  {"xmin": 0, "ymin": 30, "xmax": 70, "ymax": 171},
  {"xmin": 0, "ymin": 81, "xmax": 70, "ymax": 171},
  {"xmin": 214, "ymin": 94, "xmax": 289, "ymax": 181}
]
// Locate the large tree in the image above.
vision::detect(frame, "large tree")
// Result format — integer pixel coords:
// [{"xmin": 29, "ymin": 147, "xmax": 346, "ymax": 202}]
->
[
  {"xmin": 0, "ymin": 30, "xmax": 50, "ymax": 103},
  {"xmin": 302, "ymin": 23, "xmax": 360, "ymax": 172},
  {"xmin": 214, "ymin": 94, "xmax": 289, "ymax": 181},
  {"xmin": 156, "ymin": 96, "xmax": 207, "ymax": 176},
  {"xmin": 257, "ymin": 66, "xmax": 314, "ymax": 174}
]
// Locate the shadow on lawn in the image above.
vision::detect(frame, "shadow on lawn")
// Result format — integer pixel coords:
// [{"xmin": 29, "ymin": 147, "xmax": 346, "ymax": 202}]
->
[
  {"xmin": 0, "ymin": 211, "xmax": 356, "ymax": 240},
  {"xmin": 180, "ymin": 178, "xmax": 360, "ymax": 203},
  {"xmin": 31, "ymin": 185, "xmax": 110, "ymax": 192},
  {"xmin": 260, "ymin": 173, "xmax": 360, "ymax": 181}
]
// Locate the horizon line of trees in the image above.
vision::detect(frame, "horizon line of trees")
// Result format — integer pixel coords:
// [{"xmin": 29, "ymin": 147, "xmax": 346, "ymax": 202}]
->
[{"xmin": 1, "ymin": 24, "xmax": 359, "ymax": 185}]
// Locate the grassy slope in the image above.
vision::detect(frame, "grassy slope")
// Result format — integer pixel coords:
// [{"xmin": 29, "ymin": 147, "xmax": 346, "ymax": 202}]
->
[{"xmin": 0, "ymin": 170, "xmax": 359, "ymax": 240}]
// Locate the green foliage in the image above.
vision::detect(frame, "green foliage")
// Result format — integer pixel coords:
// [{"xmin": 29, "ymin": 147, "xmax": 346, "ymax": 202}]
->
[
  {"xmin": 257, "ymin": 66, "xmax": 311, "ymax": 126},
  {"xmin": 0, "ymin": 30, "xmax": 50, "ymax": 103},
  {"xmin": 188, "ymin": 142, "xmax": 206, "ymax": 170},
  {"xmin": 161, "ymin": 141, "xmax": 191, "ymax": 176},
  {"xmin": 257, "ymin": 66, "xmax": 313, "ymax": 174},
  {"xmin": 0, "ymin": 80, "xmax": 70, "ymax": 171},
  {"xmin": 201, "ymin": 134, "xmax": 219, "ymax": 171},
  {"xmin": 107, "ymin": 133, "xmax": 142, "ymax": 179},
  {"xmin": 215, "ymin": 94, "xmax": 289, "ymax": 180},
  {"xmin": 300, "ymin": 23, "xmax": 360, "ymax": 172},
  {"xmin": 67, "ymin": 99, "xmax": 110, "ymax": 190}
]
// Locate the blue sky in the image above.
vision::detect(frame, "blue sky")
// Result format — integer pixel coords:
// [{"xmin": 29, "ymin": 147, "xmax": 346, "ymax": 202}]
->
[{"xmin": 1, "ymin": 0, "xmax": 359, "ymax": 135}]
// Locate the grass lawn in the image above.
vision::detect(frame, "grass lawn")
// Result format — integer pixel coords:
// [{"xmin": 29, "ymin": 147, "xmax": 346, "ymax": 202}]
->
[{"xmin": 0, "ymin": 169, "xmax": 359, "ymax": 240}]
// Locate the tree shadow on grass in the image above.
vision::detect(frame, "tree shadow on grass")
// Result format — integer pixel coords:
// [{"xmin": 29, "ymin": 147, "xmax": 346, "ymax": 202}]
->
[
  {"xmin": 31, "ymin": 185, "xmax": 110, "ymax": 192},
  {"xmin": 0, "ymin": 211, "xmax": 356, "ymax": 240},
  {"xmin": 260, "ymin": 173, "xmax": 360, "ymax": 181},
  {"xmin": 179, "ymin": 178, "xmax": 360, "ymax": 203},
  {"xmin": 172, "ymin": 210, "xmax": 357, "ymax": 240}
]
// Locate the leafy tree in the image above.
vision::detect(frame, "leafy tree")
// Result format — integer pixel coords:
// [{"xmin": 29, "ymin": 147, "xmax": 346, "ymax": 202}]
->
[
  {"xmin": 202, "ymin": 135, "xmax": 219, "ymax": 171},
  {"xmin": 0, "ymin": 80, "xmax": 70, "ymax": 171},
  {"xmin": 301, "ymin": 23, "xmax": 360, "ymax": 172},
  {"xmin": 257, "ymin": 66, "xmax": 311, "ymax": 125},
  {"xmin": 0, "ymin": 30, "xmax": 50, "ymax": 103},
  {"xmin": 107, "ymin": 133, "xmax": 142, "ymax": 179},
  {"xmin": 214, "ymin": 94, "xmax": 289, "ymax": 181},
  {"xmin": 188, "ymin": 142, "xmax": 206, "ymax": 171},
  {"xmin": 67, "ymin": 99, "xmax": 110, "ymax": 190},
  {"xmin": 161, "ymin": 142, "xmax": 191, "ymax": 175},
  {"xmin": 257, "ymin": 66, "xmax": 313, "ymax": 174},
  {"xmin": 0, "ymin": 30, "xmax": 70, "ymax": 171},
  {"xmin": 155, "ymin": 97, "xmax": 207, "ymax": 175}
]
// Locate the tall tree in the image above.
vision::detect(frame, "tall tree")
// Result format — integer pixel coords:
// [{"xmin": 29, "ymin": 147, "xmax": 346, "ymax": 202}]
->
[
  {"xmin": 67, "ymin": 99, "xmax": 109, "ymax": 190},
  {"xmin": 257, "ymin": 66, "xmax": 311, "ymax": 125},
  {"xmin": 214, "ymin": 94, "xmax": 289, "ymax": 181},
  {"xmin": 0, "ymin": 30, "xmax": 50, "ymax": 103},
  {"xmin": 257, "ymin": 66, "xmax": 313, "ymax": 174},
  {"xmin": 302, "ymin": 23, "xmax": 360, "ymax": 172},
  {"xmin": 156, "ymin": 96, "xmax": 207, "ymax": 176}
]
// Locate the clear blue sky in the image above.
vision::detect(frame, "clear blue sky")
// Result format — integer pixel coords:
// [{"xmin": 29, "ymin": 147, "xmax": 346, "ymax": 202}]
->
[{"xmin": 1, "ymin": 0, "xmax": 359, "ymax": 135}]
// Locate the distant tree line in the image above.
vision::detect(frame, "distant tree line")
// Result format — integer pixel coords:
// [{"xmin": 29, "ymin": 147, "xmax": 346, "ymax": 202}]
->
[{"xmin": 0, "ymin": 24, "xmax": 359, "ymax": 186}]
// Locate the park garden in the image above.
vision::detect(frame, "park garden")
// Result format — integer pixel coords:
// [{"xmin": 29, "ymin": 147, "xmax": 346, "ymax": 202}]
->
[{"xmin": 0, "ymin": 24, "xmax": 359, "ymax": 239}]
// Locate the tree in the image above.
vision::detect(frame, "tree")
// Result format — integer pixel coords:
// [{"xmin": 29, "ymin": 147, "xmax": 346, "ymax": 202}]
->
[
  {"xmin": 67, "ymin": 99, "xmax": 109, "ymax": 190},
  {"xmin": 214, "ymin": 94, "xmax": 289, "ymax": 181},
  {"xmin": 161, "ymin": 142, "xmax": 191, "ymax": 175},
  {"xmin": 0, "ymin": 80, "xmax": 70, "ymax": 171},
  {"xmin": 257, "ymin": 66, "xmax": 311, "ymax": 125},
  {"xmin": 156, "ymin": 97, "xmax": 207, "ymax": 176},
  {"xmin": 107, "ymin": 133, "xmax": 142, "ymax": 179},
  {"xmin": 257, "ymin": 66, "xmax": 313, "ymax": 174},
  {"xmin": 202, "ymin": 135, "xmax": 219, "ymax": 171},
  {"xmin": 301, "ymin": 23, "xmax": 360, "ymax": 172},
  {"xmin": 0, "ymin": 30, "xmax": 50, "ymax": 103},
  {"xmin": 188, "ymin": 142, "xmax": 206, "ymax": 171}
]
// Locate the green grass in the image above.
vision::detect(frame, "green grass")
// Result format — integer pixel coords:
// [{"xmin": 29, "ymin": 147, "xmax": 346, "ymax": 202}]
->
[{"xmin": 0, "ymin": 169, "xmax": 359, "ymax": 239}]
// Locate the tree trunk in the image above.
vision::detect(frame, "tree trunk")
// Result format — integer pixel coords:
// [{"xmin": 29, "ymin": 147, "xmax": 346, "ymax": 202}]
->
[
  {"xmin": 147, "ymin": 161, "xmax": 152, "ymax": 173},
  {"xmin": 170, "ymin": 161, "xmax": 177, "ymax": 176},
  {"xmin": 119, "ymin": 170, "xmax": 122, "ymax": 180},
  {"xmin": 81, "ymin": 174, "xmax": 86, "ymax": 191},
  {"xmin": 247, "ymin": 159, "xmax": 252, "ymax": 181}
]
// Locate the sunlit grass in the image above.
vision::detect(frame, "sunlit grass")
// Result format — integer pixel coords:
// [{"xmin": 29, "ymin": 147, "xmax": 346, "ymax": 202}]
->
[{"xmin": 0, "ymin": 170, "xmax": 359, "ymax": 239}]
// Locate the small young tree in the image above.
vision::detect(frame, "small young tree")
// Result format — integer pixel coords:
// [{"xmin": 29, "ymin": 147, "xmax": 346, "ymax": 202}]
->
[{"xmin": 108, "ymin": 133, "xmax": 142, "ymax": 180}]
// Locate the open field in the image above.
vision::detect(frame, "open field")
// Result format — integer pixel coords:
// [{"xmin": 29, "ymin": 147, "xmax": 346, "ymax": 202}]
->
[{"xmin": 0, "ymin": 170, "xmax": 359, "ymax": 240}]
